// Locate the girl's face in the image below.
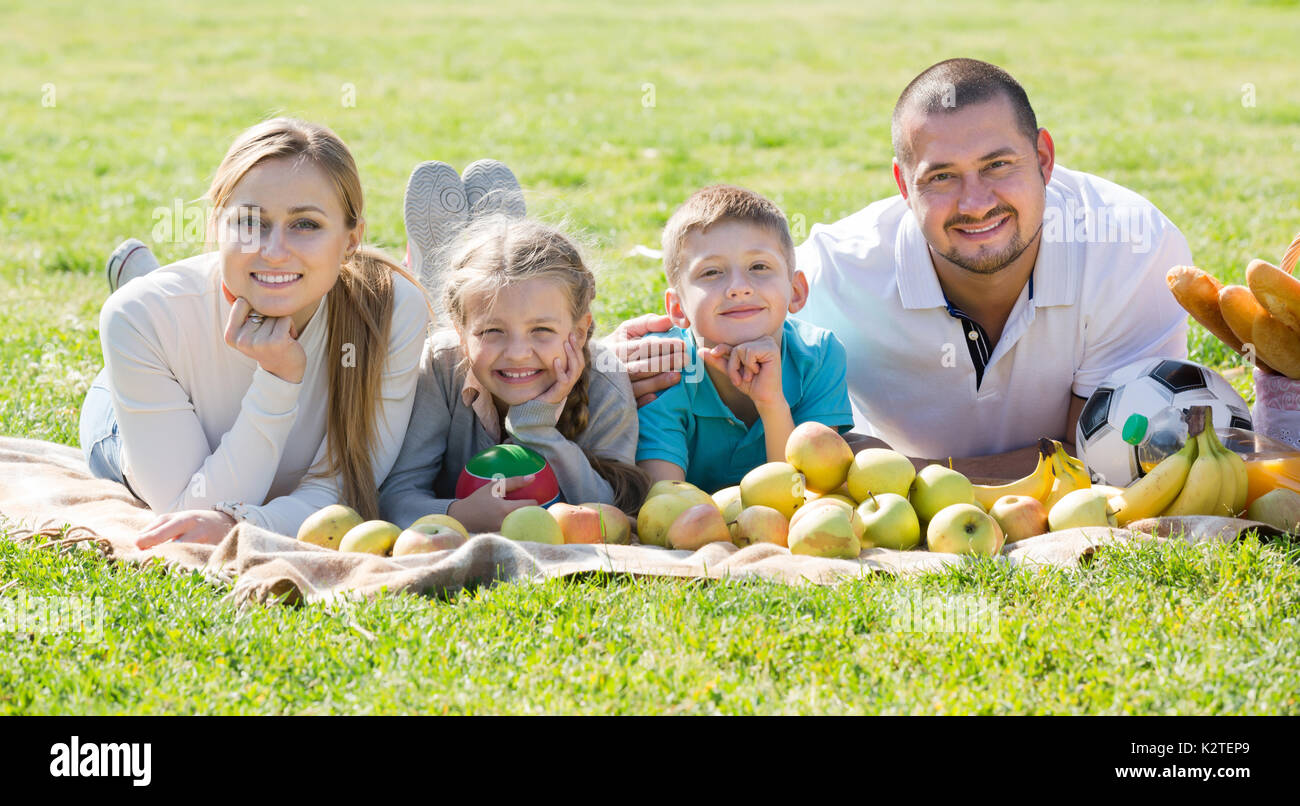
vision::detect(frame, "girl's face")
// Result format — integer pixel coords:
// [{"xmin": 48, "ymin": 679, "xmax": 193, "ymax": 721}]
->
[
  {"xmin": 216, "ymin": 157, "xmax": 361, "ymax": 332},
  {"xmin": 459, "ymin": 276, "xmax": 593, "ymax": 410}
]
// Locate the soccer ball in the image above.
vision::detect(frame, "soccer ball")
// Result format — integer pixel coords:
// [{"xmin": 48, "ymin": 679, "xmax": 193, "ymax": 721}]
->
[
  {"xmin": 455, "ymin": 444, "xmax": 561, "ymax": 506},
  {"xmin": 1076, "ymin": 358, "xmax": 1251, "ymax": 486}
]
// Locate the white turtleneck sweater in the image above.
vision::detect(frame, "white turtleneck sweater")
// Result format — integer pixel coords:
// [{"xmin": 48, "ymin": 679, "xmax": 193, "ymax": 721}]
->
[{"xmin": 98, "ymin": 251, "xmax": 430, "ymax": 536}]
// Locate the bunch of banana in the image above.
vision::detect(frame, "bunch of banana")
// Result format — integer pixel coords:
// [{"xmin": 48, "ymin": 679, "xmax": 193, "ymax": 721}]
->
[
  {"xmin": 1044, "ymin": 439, "xmax": 1092, "ymax": 509},
  {"xmin": 1109, "ymin": 406, "xmax": 1249, "ymax": 522},
  {"xmin": 972, "ymin": 438, "xmax": 1056, "ymax": 509}
]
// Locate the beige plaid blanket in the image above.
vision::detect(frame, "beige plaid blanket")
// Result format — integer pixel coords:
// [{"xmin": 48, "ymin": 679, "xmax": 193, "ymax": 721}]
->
[{"xmin": 0, "ymin": 436, "xmax": 1277, "ymax": 606}]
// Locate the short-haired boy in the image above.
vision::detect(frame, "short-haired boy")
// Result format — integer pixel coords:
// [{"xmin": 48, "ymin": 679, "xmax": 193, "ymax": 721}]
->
[{"xmin": 636, "ymin": 184, "xmax": 853, "ymax": 490}]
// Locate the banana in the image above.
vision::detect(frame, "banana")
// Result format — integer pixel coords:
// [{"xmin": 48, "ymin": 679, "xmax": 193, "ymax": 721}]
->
[
  {"xmin": 973, "ymin": 438, "xmax": 1055, "ymax": 509},
  {"xmin": 1211, "ymin": 438, "xmax": 1238, "ymax": 517},
  {"xmin": 1203, "ymin": 421, "xmax": 1249, "ymax": 516},
  {"xmin": 1161, "ymin": 426, "xmax": 1223, "ymax": 517},
  {"xmin": 1044, "ymin": 440, "xmax": 1091, "ymax": 509},
  {"xmin": 1109, "ymin": 436, "xmax": 1197, "ymax": 525}
]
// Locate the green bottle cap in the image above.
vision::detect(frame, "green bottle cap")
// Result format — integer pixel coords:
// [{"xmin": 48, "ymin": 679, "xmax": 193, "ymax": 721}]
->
[{"xmin": 1122, "ymin": 413, "xmax": 1149, "ymax": 445}]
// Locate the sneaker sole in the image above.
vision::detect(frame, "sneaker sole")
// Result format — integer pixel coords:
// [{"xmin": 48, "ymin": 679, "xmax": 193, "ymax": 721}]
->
[
  {"xmin": 403, "ymin": 161, "xmax": 468, "ymax": 294},
  {"xmin": 461, "ymin": 159, "xmax": 526, "ymax": 219}
]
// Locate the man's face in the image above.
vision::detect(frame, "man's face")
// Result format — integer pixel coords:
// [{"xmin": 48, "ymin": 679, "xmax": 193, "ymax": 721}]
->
[{"xmin": 893, "ymin": 94, "xmax": 1054, "ymax": 276}]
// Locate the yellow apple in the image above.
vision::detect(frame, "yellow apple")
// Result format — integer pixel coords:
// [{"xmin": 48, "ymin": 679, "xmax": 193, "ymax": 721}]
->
[
  {"xmin": 1047, "ymin": 489, "xmax": 1118, "ymax": 531},
  {"xmin": 909, "ymin": 464, "xmax": 975, "ymax": 523},
  {"xmin": 410, "ymin": 513, "xmax": 471, "ymax": 540},
  {"xmin": 338, "ymin": 520, "xmax": 401, "ymax": 555},
  {"xmin": 856, "ymin": 493, "xmax": 921, "ymax": 550},
  {"xmin": 500, "ymin": 505, "xmax": 564, "ymax": 545},
  {"xmin": 666, "ymin": 503, "xmax": 732, "ymax": 550},
  {"xmin": 926, "ymin": 504, "xmax": 1004, "ymax": 556},
  {"xmin": 988, "ymin": 495, "xmax": 1050, "ymax": 543},
  {"xmin": 785, "ymin": 422, "xmax": 854, "ymax": 493},
  {"xmin": 740, "ymin": 462, "xmax": 806, "ymax": 520},
  {"xmin": 637, "ymin": 489, "xmax": 715, "ymax": 547},
  {"xmin": 732, "ymin": 505, "xmax": 789, "ymax": 547},
  {"xmin": 787, "ymin": 504, "xmax": 861, "ymax": 559},
  {"xmin": 297, "ymin": 504, "xmax": 364, "ymax": 550},
  {"xmin": 847, "ymin": 448, "xmax": 916, "ymax": 501}
]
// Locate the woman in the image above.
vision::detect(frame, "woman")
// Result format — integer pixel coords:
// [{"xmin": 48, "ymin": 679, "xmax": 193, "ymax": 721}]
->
[{"xmin": 80, "ymin": 118, "xmax": 430, "ymax": 547}]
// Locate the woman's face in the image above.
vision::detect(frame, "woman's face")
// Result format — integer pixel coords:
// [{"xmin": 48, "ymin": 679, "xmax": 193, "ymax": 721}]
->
[{"xmin": 216, "ymin": 157, "xmax": 361, "ymax": 332}]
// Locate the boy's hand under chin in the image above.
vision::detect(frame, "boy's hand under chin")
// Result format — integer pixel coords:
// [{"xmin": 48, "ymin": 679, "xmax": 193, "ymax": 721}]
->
[
  {"xmin": 702, "ymin": 335, "xmax": 795, "ymax": 463},
  {"xmin": 702, "ymin": 336, "xmax": 783, "ymax": 408}
]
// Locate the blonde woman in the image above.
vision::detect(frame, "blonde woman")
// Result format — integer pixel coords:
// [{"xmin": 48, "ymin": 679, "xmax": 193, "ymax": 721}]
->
[{"xmin": 81, "ymin": 119, "xmax": 431, "ymax": 547}]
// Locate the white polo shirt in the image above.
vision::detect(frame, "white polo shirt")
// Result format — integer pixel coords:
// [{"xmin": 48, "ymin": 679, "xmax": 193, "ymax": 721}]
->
[{"xmin": 793, "ymin": 164, "xmax": 1191, "ymax": 459}]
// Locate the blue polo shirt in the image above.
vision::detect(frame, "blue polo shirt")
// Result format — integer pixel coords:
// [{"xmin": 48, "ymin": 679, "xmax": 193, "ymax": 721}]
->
[{"xmin": 636, "ymin": 318, "xmax": 853, "ymax": 492}]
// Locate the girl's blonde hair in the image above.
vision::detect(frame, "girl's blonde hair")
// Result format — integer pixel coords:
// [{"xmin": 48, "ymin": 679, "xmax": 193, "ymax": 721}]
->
[
  {"xmin": 442, "ymin": 216, "xmax": 650, "ymax": 513},
  {"xmin": 206, "ymin": 118, "xmax": 426, "ymax": 520}
]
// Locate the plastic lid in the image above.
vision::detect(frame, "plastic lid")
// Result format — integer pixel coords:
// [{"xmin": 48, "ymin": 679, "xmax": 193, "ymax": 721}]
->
[{"xmin": 1122, "ymin": 413, "xmax": 1149, "ymax": 445}]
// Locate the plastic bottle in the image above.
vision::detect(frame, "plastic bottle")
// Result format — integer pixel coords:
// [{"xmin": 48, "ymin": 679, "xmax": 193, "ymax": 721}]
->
[{"xmin": 1122, "ymin": 407, "xmax": 1189, "ymax": 474}]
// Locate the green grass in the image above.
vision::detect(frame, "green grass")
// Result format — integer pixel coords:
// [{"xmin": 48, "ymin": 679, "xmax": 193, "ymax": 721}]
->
[
  {"xmin": 3, "ymin": 531, "xmax": 1297, "ymax": 714},
  {"xmin": 3, "ymin": 0, "xmax": 1300, "ymax": 713}
]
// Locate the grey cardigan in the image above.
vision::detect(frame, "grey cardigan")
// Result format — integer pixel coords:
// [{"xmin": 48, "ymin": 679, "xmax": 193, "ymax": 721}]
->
[{"xmin": 379, "ymin": 328, "xmax": 638, "ymax": 529}]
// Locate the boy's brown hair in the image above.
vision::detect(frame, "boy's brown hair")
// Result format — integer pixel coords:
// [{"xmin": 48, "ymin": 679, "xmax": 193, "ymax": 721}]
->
[{"xmin": 660, "ymin": 184, "xmax": 796, "ymax": 287}]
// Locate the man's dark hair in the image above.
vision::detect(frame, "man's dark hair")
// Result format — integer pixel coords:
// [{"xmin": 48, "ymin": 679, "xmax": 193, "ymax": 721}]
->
[{"xmin": 891, "ymin": 58, "xmax": 1039, "ymax": 169}]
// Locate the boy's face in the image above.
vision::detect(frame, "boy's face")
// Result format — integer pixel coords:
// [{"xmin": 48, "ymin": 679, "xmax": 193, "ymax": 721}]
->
[
  {"xmin": 665, "ymin": 219, "xmax": 808, "ymax": 349},
  {"xmin": 458, "ymin": 276, "xmax": 592, "ymax": 410}
]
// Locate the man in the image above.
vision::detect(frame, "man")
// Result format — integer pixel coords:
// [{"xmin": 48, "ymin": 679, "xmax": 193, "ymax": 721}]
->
[{"xmin": 612, "ymin": 58, "xmax": 1190, "ymax": 478}]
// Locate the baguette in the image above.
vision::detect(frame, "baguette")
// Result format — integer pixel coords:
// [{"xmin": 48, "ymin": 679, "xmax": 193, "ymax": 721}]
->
[
  {"xmin": 1282, "ymin": 232, "xmax": 1300, "ymax": 276},
  {"xmin": 1219, "ymin": 284, "xmax": 1300, "ymax": 378},
  {"xmin": 1166, "ymin": 265, "xmax": 1245, "ymax": 352},
  {"xmin": 1246, "ymin": 258, "xmax": 1300, "ymax": 334}
]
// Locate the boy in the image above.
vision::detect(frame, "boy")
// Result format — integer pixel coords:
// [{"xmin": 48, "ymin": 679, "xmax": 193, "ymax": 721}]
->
[{"xmin": 635, "ymin": 185, "xmax": 853, "ymax": 490}]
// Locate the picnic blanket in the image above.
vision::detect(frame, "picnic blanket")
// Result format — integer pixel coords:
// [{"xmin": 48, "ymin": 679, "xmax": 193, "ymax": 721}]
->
[{"xmin": 0, "ymin": 436, "xmax": 1281, "ymax": 606}]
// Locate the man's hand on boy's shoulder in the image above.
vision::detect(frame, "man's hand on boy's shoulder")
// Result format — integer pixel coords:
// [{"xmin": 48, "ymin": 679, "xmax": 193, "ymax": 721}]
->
[
  {"xmin": 607, "ymin": 313, "xmax": 686, "ymax": 407},
  {"xmin": 701, "ymin": 336, "xmax": 783, "ymax": 410}
]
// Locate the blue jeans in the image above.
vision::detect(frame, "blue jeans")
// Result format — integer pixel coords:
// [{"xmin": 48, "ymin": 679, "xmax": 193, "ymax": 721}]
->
[{"xmin": 79, "ymin": 367, "xmax": 128, "ymax": 487}]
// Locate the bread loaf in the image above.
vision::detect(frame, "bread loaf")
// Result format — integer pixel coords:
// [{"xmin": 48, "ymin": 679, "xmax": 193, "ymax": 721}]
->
[{"xmin": 1219, "ymin": 284, "xmax": 1300, "ymax": 378}]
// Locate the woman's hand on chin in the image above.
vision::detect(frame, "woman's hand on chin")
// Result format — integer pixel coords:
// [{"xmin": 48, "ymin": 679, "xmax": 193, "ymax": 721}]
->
[{"xmin": 135, "ymin": 509, "xmax": 238, "ymax": 549}]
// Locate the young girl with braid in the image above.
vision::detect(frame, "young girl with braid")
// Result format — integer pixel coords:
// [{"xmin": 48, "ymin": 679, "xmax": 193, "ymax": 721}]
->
[{"xmin": 379, "ymin": 216, "xmax": 649, "ymax": 534}]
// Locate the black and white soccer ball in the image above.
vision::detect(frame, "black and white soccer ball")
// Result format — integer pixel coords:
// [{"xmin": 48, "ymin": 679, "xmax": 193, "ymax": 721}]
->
[{"xmin": 1076, "ymin": 358, "xmax": 1251, "ymax": 486}]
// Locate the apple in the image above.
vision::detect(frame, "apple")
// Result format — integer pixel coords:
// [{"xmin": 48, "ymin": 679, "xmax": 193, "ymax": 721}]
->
[
  {"xmin": 1245, "ymin": 489, "xmax": 1300, "ymax": 533},
  {"xmin": 646, "ymin": 479, "xmax": 706, "ymax": 501},
  {"xmin": 988, "ymin": 495, "xmax": 1050, "ymax": 543},
  {"xmin": 785, "ymin": 422, "xmax": 854, "ymax": 493},
  {"xmin": 732, "ymin": 505, "xmax": 790, "ymax": 547},
  {"xmin": 297, "ymin": 504, "xmax": 364, "ymax": 550},
  {"xmin": 909, "ymin": 465, "xmax": 975, "ymax": 523},
  {"xmin": 787, "ymin": 504, "xmax": 861, "ymax": 559},
  {"xmin": 856, "ymin": 493, "xmax": 921, "ymax": 550},
  {"xmin": 500, "ymin": 505, "xmax": 564, "ymax": 545},
  {"xmin": 847, "ymin": 448, "xmax": 916, "ymax": 501},
  {"xmin": 1047, "ymin": 488, "xmax": 1118, "ymax": 531},
  {"xmin": 338, "ymin": 520, "xmax": 401, "ymax": 555},
  {"xmin": 578, "ymin": 502, "xmax": 632, "ymax": 545},
  {"xmin": 925, "ymin": 504, "xmax": 1004, "ymax": 556},
  {"xmin": 713, "ymin": 485, "xmax": 743, "ymax": 524},
  {"xmin": 666, "ymin": 503, "xmax": 732, "ymax": 550},
  {"xmin": 637, "ymin": 488, "xmax": 716, "ymax": 547},
  {"xmin": 410, "ymin": 513, "xmax": 471, "ymax": 540},
  {"xmin": 740, "ymin": 462, "xmax": 806, "ymax": 519},
  {"xmin": 392, "ymin": 525, "xmax": 465, "ymax": 556},
  {"xmin": 788, "ymin": 497, "xmax": 865, "ymax": 541}
]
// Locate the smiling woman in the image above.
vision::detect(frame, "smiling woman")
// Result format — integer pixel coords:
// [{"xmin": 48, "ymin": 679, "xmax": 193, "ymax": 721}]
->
[{"xmin": 79, "ymin": 119, "xmax": 432, "ymax": 546}]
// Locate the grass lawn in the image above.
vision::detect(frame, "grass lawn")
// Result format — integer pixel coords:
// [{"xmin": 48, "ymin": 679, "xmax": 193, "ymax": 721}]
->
[{"xmin": 2, "ymin": 0, "xmax": 1300, "ymax": 714}]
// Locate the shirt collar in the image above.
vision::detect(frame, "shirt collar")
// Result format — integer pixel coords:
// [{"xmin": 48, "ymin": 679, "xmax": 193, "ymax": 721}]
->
[
  {"xmin": 894, "ymin": 181, "xmax": 1082, "ymax": 310},
  {"xmin": 461, "ymin": 370, "xmax": 503, "ymax": 442}
]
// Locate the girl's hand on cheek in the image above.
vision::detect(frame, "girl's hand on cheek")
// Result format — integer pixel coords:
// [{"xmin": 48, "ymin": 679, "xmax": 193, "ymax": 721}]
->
[{"xmin": 535, "ymin": 333, "xmax": 585, "ymax": 405}]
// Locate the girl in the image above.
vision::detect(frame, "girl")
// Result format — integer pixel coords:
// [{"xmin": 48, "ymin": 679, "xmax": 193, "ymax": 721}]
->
[
  {"xmin": 81, "ymin": 118, "xmax": 431, "ymax": 547},
  {"xmin": 379, "ymin": 215, "xmax": 648, "ymax": 533}
]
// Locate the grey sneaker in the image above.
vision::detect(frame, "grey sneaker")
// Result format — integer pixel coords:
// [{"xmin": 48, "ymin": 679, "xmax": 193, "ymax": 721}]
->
[
  {"xmin": 461, "ymin": 159, "xmax": 526, "ymax": 220},
  {"xmin": 403, "ymin": 161, "xmax": 468, "ymax": 297},
  {"xmin": 106, "ymin": 238, "xmax": 160, "ymax": 293}
]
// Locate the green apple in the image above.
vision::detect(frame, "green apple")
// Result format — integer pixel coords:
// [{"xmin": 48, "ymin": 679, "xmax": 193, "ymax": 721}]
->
[
  {"xmin": 338, "ymin": 520, "xmax": 401, "ymax": 555},
  {"xmin": 1245, "ymin": 489, "xmax": 1300, "ymax": 533},
  {"xmin": 856, "ymin": 493, "xmax": 921, "ymax": 550},
  {"xmin": 392, "ymin": 525, "xmax": 465, "ymax": 556},
  {"xmin": 925, "ymin": 503, "xmax": 1004, "ymax": 556},
  {"xmin": 500, "ymin": 505, "xmax": 564, "ymax": 545},
  {"xmin": 787, "ymin": 504, "xmax": 861, "ymax": 559},
  {"xmin": 1047, "ymin": 488, "xmax": 1118, "ymax": 532},
  {"xmin": 988, "ymin": 495, "xmax": 1050, "ymax": 543},
  {"xmin": 909, "ymin": 464, "xmax": 975, "ymax": 523},
  {"xmin": 847, "ymin": 449, "xmax": 916, "ymax": 501}
]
